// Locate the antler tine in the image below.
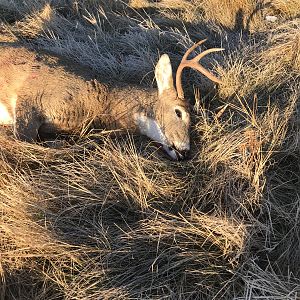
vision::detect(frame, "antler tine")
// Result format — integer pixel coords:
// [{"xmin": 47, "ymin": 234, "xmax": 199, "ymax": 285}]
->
[
  {"xmin": 181, "ymin": 39, "xmax": 207, "ymax": 62},
  {"xmin": 192, "ymin": 48, "xmax": 224, "ymax": 63},
  {"xmin": 187, "ymin": 48, "xmax": 224, "ymax": 84},
  {"xmin": 176, "ymin": 40, "xmax": 224, "ymax": 99}
]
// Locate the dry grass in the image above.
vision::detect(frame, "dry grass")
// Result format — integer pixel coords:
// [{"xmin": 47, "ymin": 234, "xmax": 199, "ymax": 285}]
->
[
  {"xmin": 271, "ymin": 0, "xmax": 300, "ymax": 18},
  {"xmin": 218, "ymin": 21, "xmax": 300, "ymax": 99},
  {"xmin": 0, "ymin": 0, "xmax": 300, "ymax": 299}
]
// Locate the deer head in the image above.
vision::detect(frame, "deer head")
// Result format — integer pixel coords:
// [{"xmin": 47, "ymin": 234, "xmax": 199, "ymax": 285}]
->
[{"xmin": 137, "ymin": 39, "xmax": 223, "ymax": 160}]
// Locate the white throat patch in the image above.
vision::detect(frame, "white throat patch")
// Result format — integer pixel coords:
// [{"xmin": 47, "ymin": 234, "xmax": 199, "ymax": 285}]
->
[{"xmin": 0, "ymin": 102, "xmax": 13, "ymax": 125}]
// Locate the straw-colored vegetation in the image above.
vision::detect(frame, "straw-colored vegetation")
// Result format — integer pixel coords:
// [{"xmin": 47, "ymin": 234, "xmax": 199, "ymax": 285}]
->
[{"xmin": 0, "ymin": 0, "xmax": 299, "ymax": 299}]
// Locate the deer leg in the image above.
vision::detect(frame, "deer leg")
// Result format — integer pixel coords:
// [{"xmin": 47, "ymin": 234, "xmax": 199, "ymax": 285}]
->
[{"xmin": 14, "ymin": 98, "xmax": 43, "ymax": 142}]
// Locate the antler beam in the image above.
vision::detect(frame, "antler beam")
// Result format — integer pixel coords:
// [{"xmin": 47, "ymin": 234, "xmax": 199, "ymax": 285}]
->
[{"xmin": 176, "ymin": 39, "xmax": 224, "ymax": 99}]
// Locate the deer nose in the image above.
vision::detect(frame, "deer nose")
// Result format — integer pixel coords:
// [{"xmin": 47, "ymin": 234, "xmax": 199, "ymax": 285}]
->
[{"xmin": 176, "ymin": 149, "xmax": 190, "ymax": 161}]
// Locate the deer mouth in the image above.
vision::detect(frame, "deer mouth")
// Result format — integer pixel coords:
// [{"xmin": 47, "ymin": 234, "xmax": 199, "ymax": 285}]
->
[
  {"xmin": 151, "ymin": 141, "xmax": 189, "ymax": 160},
  {"xmin": 163, "ymin": 144, "xmax": 189, "ymax": 160}
]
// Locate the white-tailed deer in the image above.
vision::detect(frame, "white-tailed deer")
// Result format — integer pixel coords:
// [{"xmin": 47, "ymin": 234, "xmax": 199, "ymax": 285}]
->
[{"xmin": 0, "ymin": 40, "xmax": 222, "ymax": 160}]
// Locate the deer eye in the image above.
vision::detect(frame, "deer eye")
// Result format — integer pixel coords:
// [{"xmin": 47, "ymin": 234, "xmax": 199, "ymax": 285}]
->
[{"xmin": 175, "ymin": 108, "xmax": 182, "ymax": 119}]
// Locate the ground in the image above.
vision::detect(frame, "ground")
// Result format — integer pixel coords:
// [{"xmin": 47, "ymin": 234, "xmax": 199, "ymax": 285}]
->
[{"xmin": 0, "ymin": 1, "xmax": 299, "ymax": 299}]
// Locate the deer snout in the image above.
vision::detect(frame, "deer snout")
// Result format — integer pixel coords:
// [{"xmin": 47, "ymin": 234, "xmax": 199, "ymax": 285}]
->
[
  {"xmin": 174, "ymin": 143, "xmax": 190, "ymax": 160},
  {"xmin": 174, "ymin": 140, "xmax": 190, "ymax": 152},
  {"xmin": 176, "ymin": 150, "xmax": 190, "ymax": 161},
  {"xmin": 164, "ymin": 141, "xmax": 190, "ymax": 160}
]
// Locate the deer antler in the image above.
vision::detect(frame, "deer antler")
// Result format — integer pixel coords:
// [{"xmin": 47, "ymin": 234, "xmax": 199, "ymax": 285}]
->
[{"xmin": 176, "ymin": 39, "xmax": 224, "ymax": 99}]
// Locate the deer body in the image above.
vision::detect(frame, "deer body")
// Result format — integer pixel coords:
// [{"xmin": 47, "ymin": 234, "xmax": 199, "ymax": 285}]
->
[{"xmin": 0, "ymin": 41, "xmax": 222, "ymax": 159}]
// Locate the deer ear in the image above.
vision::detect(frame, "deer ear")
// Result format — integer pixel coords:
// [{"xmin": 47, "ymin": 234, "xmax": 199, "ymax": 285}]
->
[{"xmin": 155, "ymin": 54, "xmax": 175, "ymax": 95}]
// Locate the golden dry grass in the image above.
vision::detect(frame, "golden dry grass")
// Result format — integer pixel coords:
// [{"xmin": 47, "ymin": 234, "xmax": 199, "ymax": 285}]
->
[{"xmin": 0, "ymin": 0, "xmax": 300, "ymax": 299}]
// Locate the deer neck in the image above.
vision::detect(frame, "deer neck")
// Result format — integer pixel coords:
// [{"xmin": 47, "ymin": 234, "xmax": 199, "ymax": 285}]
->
[{"xmin": 96, "ymin": 84, "xmax": 158, "ymax": 132}]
